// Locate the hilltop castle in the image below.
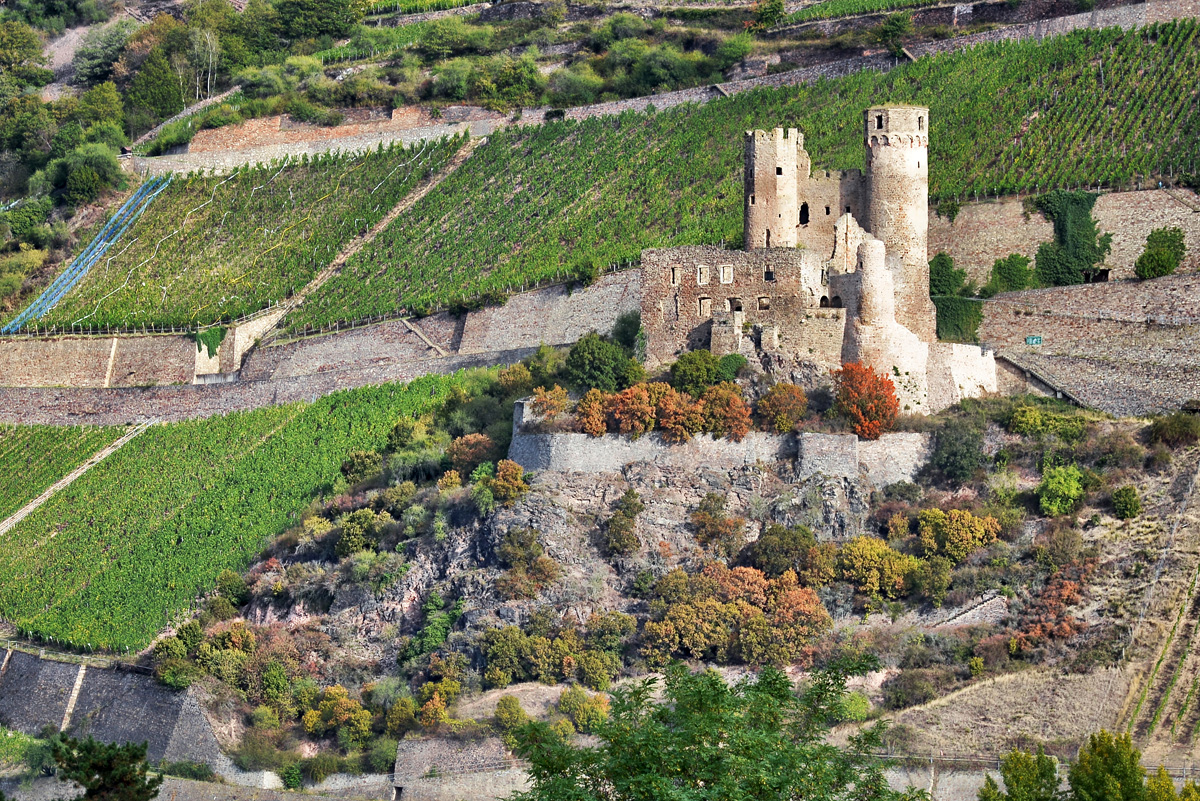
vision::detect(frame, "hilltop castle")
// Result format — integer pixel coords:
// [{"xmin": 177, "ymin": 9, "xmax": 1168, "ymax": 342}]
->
[{"xmin": 640, "ymin": 105, "xmax": 997, "ymax": 414}]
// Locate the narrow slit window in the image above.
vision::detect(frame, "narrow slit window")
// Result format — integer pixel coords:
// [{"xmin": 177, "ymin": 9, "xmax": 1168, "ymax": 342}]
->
[{"xmin": 876, "ymin": 114, "xmax": 883, "ymax": 129}]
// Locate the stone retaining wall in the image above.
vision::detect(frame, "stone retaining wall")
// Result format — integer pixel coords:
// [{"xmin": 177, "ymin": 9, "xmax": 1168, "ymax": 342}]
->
[
  {"xmin": 509, "ymin": 426, "xmax": 931, "ymax": 487},
  {"xmin": 0, "ymin": 649, "xmax": 221, "ymax": 765},
  {"xmin": 0, "ymin": 335, "xmax": 194, "ymax": 388},
  {"xmin": 458, "ymin": 272, "xmax": 642, "ymax": 354},
  {"xmin": 930, "ymin": 189, "xmax": 1200, "ymax": 286}
]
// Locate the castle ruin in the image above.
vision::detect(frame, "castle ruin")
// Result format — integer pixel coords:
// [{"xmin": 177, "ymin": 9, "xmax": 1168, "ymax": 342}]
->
[{"xmin": 640, "ymin": 105, "xmax": 997, "ymax": 414}]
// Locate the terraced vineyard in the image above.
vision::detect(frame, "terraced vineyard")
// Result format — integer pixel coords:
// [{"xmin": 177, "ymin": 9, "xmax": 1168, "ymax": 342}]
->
[
  {"xmin": 35, "ymin": 136, "xmax": 464, "ymax": 332},
  {"xmin": 0, "ymin": 425, "xmax": 124, "ymax": 522},
  {"xmin": 781, "ymin": 0, "xmax": 940, "ymax": 24},
  {"xmin": 286, "ymin": 22, "xmax": 1200, "ymax": 330},
  {"xmin": 0, "ymin": 375, "xmax": 459, "ymax": 651}
]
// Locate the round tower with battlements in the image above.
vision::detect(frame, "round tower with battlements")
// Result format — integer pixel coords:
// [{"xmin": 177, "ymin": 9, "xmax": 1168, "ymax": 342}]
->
[
  {"xmin": 744, "ymin": 128, "xmax": 799, "ymax": 250},
  {"xmin": 864, "ymin": 106, "xmax": 936, "ymax": 342}
]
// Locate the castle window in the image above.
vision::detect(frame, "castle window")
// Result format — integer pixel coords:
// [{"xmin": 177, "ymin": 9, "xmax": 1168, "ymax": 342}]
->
[
  {"xmin": 819, "ymin": 296, "xmax": 829, "ymax": 308},
  {"xmin": 758, "ymin": 297, "xmax": 770, "ymax": 310},
  {"xmin": 764, "ymin": 268, "xmax": 775, "ymax": 282},
  {"xmin": 825, "ymin": 205, "xmax": 831, "ymax": 215},
  {"xmin": 697, "ymin": 265, "xmax": 710, "ymax": 285},
  {"xmin": 766, "ymin": 231, "xmax": 772, "ymax": 248},
  {"xmin": 799, "ymin": 203, "xmax": 809, "ymax": 225},
  {"xmin": 876, "ymin": 114, "xmax": 883, "ymax": 129},
  {"xmin": 750, "ymin": 195, "xmax": 755, "ymax": 205},
  {"xmin": 831, "ymin": 296, "xmax": 843, "ymax": 308},
  {"xmin": 727, "ymin": 298, "xmax": 743, "ymax": 312},
  {"xmin": 670, "ymin": 267, "xmax": 679, "ymax": 286},
  {"xmin": 919, "ymin": 115, "xmax": 924, "ymax": 130},
  {"xmin": 698, "ymin": 297, "xmax": 712, "ymax": 317},
  {"xmin": 776, "ymin": 167, "xmax": 783, "ymax": 175},
  {"xmin": 846, "ymin": 205, "xmax": 851, "ymax": 213},
  {"xmin": 675, "ymin": 296, "xmax": 680, "ymax": 318},
  {"xmin": 719, "ymin": 265, "xmax": 733, "ymax": 284}
]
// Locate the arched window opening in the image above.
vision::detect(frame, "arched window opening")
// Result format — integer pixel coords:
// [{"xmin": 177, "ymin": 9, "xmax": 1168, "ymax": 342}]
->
[
  {"xmin": 831, "ymin": 296, "xmax": 843, "ymax": 308},
  {"xmin": 819, "ymin": 296, "xmax": 830, "ymax": 308},
  {"xmin": 799, "ymin": 203, "xmax": 809, "ymax": 225}
]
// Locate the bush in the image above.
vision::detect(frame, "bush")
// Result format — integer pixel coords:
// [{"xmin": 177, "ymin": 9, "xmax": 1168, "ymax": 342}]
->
[
  {"xmin": 603, "ymin": 488, "xmax": 644, "ymax": 556},
  {"xmin": 304, "ymin": 752, "xmax": 341, "ymax": 784},
  {"xmin": 1112, "ymin": 486, "xmax": 1141, "ymax": 519},
  {"xmin": 1149, "ymin": 412, "xmax": 1200, "ymax": 449},
  {"xmin": 368, "ymin": 737, "xmax": 399, "ymax": 773},
  {"xmin": 671, "ymin": 349, "xmax": 720, "ymax": 396},
  {"xmin": 839, "ymin": 536, "xmax": 918, "ymax": 599},
  {"xmin": 690, "ymin": 492, "xmax": 745, "ymax": 559},
  {"xmin": 882, "ymin": 669, "xmax": 939, "ymax": 709},
  {"xmin": 280, "ymin": 764, "xmax": 303, "ymax": 789},
  {"xmin": 979, "ymin": 253, "xmax": 1033, "ymax": 298},
  {"xmin": 756, "ymin": 383, "xmax": 808, "ymax": 433},
  {"xmin": 837, "ymin": 691, "xmax": 871, "ymax": 722},
  {"xmin": 153, "ymin": 636, "xmax": 186, "ymax": 664},
  {"xmin": 488, "ymin": 459, "xmax": 530, "ymax": 505},
  {"xmin": 929, "ymin": 252, "xmax": 966, "ymax": 296},
  {"xmin": 716, "ymin": 353, "xmax": 748, "ymax": 382},
  {"xmin": 700, "ymin": 382, "xmax": 752, "ymax": 442},
  {"xmin": 557, "ymin": 685, "xmax": 609, "ymax": 733},
  {"xmin": 1135, "ymin": 226, "xmax": 1185, "ymax": 279},
  {"xmin": 1038, "ymin": 464, "xmax": 1084, "ymax": 517},
  {"xmin": 931, "ymin": 419, "xmax": 985, "ymax": 481},
  {"xmin": 216, "ymin": 569, "xmax": 249, "ymax": 605},
  {"xmin": 566, "ymin": 332, "xmax": 635, "ymax": 392},
  {"xmin": 917, "ymin": 508, "xmax": 1000, "ymax": 563},
  {"xmin": 341, "ymin": 450, "xmax": 381, "ymax": 485},
  {"xmin": 447, "ymin": 433, "xmax": 497, "ymax": 475},
  {"xmin": 831, "ymin": 363, "xmax": 899, "ymax": 440},
  {"xmin": 741, "ymin": 523, "xmax": 816, "ymax": 578}
]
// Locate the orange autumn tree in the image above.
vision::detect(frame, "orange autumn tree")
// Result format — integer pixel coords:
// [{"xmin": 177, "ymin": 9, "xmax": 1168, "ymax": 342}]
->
[{"xmin": 831, "ymin": 362, "xmax": 899, "ymax": 440}]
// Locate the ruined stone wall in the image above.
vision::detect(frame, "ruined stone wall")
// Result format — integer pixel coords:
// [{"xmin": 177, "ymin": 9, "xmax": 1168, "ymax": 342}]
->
[
  {"xmin": 0, "ymin": 336, "xmax": 195, "ymax": 388},
  {"xmin": 641, "ymin": 246, "xmax": 826, "ymax": 365},
  {"xmin": 927, "ymin": 343, "xmax": 999, "ymax": 412},
  {"xmin": 0, "ymin": 347, "xmax": 532, "ymax": 426},
  {"xmin": 928, "ymin": 189, "xmax": 1200, "ymax": 285},
  {"xmin": 797, "ymin": 169, "xmax": 866, "ymax": 259}
]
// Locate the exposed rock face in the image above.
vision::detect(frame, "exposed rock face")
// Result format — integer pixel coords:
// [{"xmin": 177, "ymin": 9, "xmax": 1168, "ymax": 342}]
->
[{"xmin": 299, "ymin": 457, "xmax": 875, "ymax": 667}]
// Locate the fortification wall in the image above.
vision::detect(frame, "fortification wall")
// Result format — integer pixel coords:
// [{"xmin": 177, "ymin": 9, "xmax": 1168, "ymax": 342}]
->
[
  {"xmin": 929, "ymin": 189, "xmax": 1200, "ymax": 286},
  {"xmin": 927, "ymin": 343, "xmax": 999, "ymax": 413},
  {"xmin": 509, "ymin": 428, "xmax": 931, "ymax": 488}
]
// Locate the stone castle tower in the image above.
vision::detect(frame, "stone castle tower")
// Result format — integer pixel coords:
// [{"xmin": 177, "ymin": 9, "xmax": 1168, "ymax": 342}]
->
[
  {"xmin": 744, "ymin": 128, "xmax": 800, "ymax": 250},
  {"xmin": 863, "ymin": 105, "xmax": 936, "ymax": 342},
  {"xmin": 741, "ymin": 104, "xmax": 936, "ymax": 342}
]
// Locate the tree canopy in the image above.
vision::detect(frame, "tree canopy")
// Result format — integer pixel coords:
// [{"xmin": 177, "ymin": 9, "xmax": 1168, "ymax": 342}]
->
[{"xmin": 512, "ymin": 657, "xmax": 920, "ymax": 801}]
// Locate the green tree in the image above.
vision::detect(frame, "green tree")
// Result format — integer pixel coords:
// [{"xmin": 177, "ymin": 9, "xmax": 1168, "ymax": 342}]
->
[
  {"xmin": 670, "ymin": 349, "xmax": 720, "ymax": 396},
  {"xmin": 978, "ymin": 745, "xmax": 1060, "ymax": 801},
  {"xmin": 1038, "ymin": 464, "xmax": 1084, "ymax": 517},
  {"xmin": 0, "ymin": 20, "xmax": 44, "ymax": 72},
  {"xmin": 79, "ymin": 82, "xmax": 125, "ymax": 128},
  {"xmin": 1068, "ymin": 730, "xmax": 1145, "ymax": 801},
  {"xmin": 72, "ymin": 20, "xmax": 137, "ymax": 85},
  {"xmin": 124, "ymin": 48, "xmax": 185, "ymax": 127},
  {"xmin": 565, "ymin": 332, "xmax": 634, "ymax": 392},
  {"xmin": 52, "ymin": 735, "xmax": 164, "ymax": 801},
  {"xmin": 512, "ymin": 658, "xmax": 912, "ymax": 801},
  {"xmin": 875, "ymin": 12, "xmax": 913, "ymax": 57}
]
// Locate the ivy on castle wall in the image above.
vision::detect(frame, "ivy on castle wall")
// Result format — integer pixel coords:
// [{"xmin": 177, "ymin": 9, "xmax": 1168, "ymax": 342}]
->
[
  {"xmin": 932, "ymin": 296, "xmax": 982, "ymax": 343},
  {"xmin": 1031, "ymin": 190, "xmax": 1113, "ymax": 287}
]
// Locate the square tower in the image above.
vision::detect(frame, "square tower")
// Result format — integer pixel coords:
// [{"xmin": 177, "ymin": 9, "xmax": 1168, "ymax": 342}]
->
[{"xmin": 744, "ymin": 128, "xmax": 799, "ymax": 250}]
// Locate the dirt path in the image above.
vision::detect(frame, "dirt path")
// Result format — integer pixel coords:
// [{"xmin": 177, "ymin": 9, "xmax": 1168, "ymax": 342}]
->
[{"xmin": 255, "ymin": 137, "xmax": 480, "ymax": 346}]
